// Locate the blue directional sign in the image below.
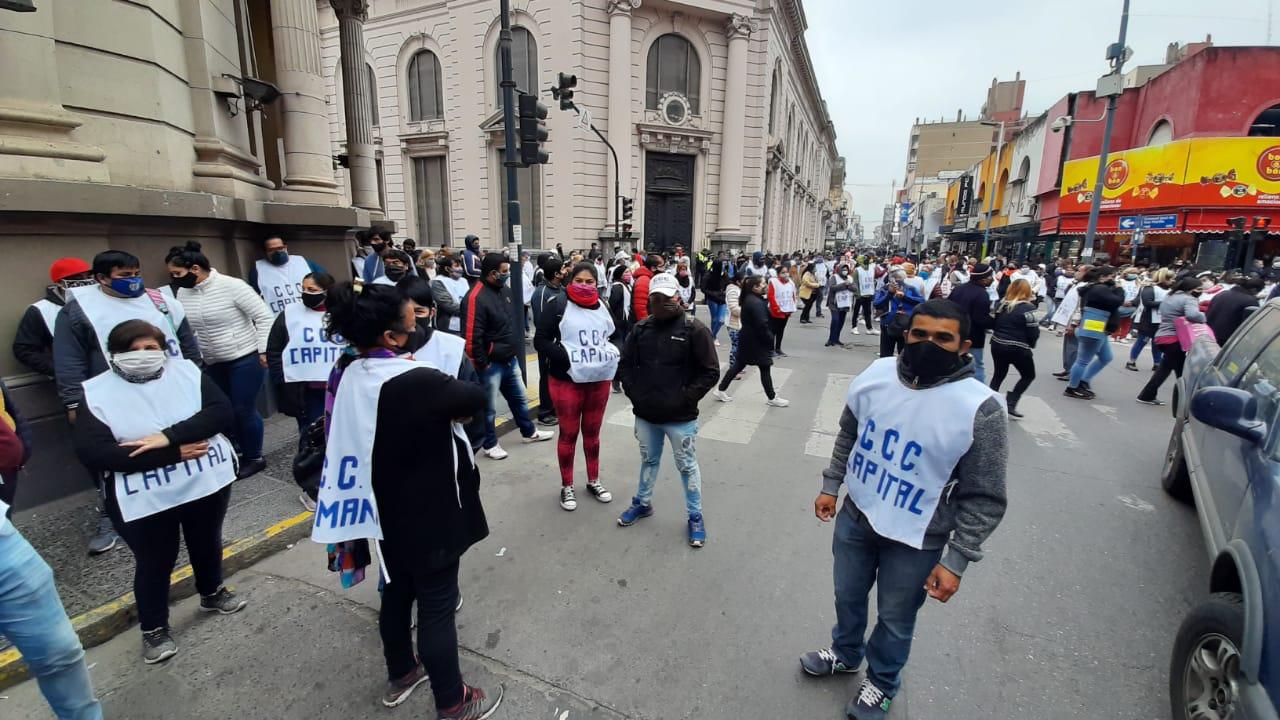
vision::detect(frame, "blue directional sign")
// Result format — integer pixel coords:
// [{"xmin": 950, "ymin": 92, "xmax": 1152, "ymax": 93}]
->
[
  {"xmin": 1142, "ymin": 214, "xmax": 1178, "ymax": 230},
  {"xmin": 899, "ymin": 203, "xmax": 911, "ymax": 222},
  {"xmin": 1119, "ymin": 216, "xmax": 1140, "ymax": 231}
]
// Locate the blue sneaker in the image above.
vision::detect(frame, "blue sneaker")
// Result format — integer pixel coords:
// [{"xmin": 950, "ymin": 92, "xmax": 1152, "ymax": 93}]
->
[
  {"xmin": 846, "ymin": 678, "xmax": 892, "ymax": 720},
  {"xmin": 687, "ymin": 513, "xmax": 706, "ymax": 548},
  {"xmin": 617, "ymin": 499, "xmax": 654, "ymax": 527}
]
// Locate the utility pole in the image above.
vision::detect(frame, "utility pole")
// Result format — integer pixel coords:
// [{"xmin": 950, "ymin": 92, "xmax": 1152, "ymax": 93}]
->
[
  {"xmin": 498, "ymin": 0, "xmax": 526, "ymax": 381},
  {"xmin": 1082, "ymin": 0, "xmax": 1131, "ymax": 261}
]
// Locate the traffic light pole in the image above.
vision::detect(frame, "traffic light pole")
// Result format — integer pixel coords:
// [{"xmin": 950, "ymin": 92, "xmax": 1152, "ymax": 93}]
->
[
  {"xmin": 568, "ymin": 105, "xmax": 624, "ymax": 251},
  {"xmin": 498, "ymin": 0, "xmax": 527, "ymax": 382}
]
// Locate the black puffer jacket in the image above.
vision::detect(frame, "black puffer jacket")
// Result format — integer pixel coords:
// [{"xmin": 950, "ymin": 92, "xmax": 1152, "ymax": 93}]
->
[
  {"xmin": 617, "ymin": 314, "xmax": 719, "ymax": 424},
  {"xmin": 462, "ymin": 281, "xmax": 518, "ymax": 370},
  {"xmin": 736, "ymin": 291, "xmax": 774, "ymax": 366}
]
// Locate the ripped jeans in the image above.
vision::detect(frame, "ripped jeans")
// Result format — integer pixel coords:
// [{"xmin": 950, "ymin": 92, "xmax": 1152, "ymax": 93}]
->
[{"xmin": 632, "ymin": 417, "xmax": 703, "ymax": 516}]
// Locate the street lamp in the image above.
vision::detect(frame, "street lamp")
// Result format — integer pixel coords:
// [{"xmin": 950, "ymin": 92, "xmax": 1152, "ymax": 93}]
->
[
  {"xmin": 979, "ymin": 119, "xmax": 1005, "ymax": 260},
  {"xmin": 1081, "ymin": 0, "xmax": 1133, "ymax": 261}
]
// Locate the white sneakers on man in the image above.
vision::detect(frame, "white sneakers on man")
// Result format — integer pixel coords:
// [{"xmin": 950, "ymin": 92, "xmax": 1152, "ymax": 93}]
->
[
  {"xmin": 523, "ymin": 430, "xmax": 554, "ymax": 443},
  {"xmin": 852, "ymin": 328, "xmax": 860, "ymax": 335},
  {"xmin": 766, "ymin": 397, "xmax": 791, "ymax": 407},
  {"xmin": 484, "ymin": 445, "xmax": 509, "ymax": 460},
  {"xmin": 712, "ymin": 389, "xmax": 734, "ymax": 403}
]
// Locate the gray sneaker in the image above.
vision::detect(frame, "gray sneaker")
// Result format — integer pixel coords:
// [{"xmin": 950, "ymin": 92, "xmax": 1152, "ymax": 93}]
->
[
  {"xmin": 199, "ymin": 586, "xmax": 247, "ymax": 615},
  {"xmin": 87, "ymin": 511, "xmax": 118, "ymax": 556},
  {"xmin": 382, "ymin": 664, "xmax": 428, "ymax": 707},
  {"xmin": 141, "ymin": 628, "xmax": 177, "ymax": 664},
  {"xmin": 800, "ymin": 647, "xmax": 865, "ymax": 676},
  {"xmin": 846, "ymin": 678, "xmax": 892, "ymax": 720}
]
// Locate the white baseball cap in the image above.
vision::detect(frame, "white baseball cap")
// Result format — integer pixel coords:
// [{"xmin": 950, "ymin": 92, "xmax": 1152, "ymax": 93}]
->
[{"xmin": 649, "ymin": 273, "xmax": 680, "ymax": 297}]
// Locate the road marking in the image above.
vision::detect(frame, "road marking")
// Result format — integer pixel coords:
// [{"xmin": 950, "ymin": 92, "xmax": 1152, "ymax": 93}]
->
[
  {"xmin": 805, "ymin": 373, "xmax": 855, "ymax": 457},
  {"xmin": 1117, "ymin": 494, "xmax": 1155, "ymax": 512},
  {"xmin": 1091, "ymin": 403, "xmax": 1120, "ymax": 422},
  {"xmin": 1011, "ymin": 395, "xmax": 1079, "ymax": 447},
  {"xmin": 699, "ymin": 367, "xmax": 793, "ymax": 444}
]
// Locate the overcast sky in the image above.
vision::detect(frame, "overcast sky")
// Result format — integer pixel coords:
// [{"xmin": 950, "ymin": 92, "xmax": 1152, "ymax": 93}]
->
[{"xmin": 802, "ymin": 0, "xmax": 1279, "ymax": 230}]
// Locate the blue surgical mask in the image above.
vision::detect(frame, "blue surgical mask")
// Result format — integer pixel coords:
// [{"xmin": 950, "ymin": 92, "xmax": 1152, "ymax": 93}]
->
[{"xmin": 110, "ymin": 276, "xmax": 146, "ymax": 298}]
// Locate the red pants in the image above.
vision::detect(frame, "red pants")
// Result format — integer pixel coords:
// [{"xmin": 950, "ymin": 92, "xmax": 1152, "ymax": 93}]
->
[{"xmin": 547, "ymin": 377, "xmax": 612, "ymax": 487}]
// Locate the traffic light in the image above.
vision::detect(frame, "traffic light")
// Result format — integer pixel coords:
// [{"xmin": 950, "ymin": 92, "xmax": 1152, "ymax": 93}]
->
[
  {"xmin": 621, "ymin": 196, "xmax": 634, "ymax": 222},
  {"xmin": 518, "ymin": 93, "xmax": 549, "ymax": 166},
  {"xmin": 553, "ymin": 72, "xmax": 577, "ymax": 112}
]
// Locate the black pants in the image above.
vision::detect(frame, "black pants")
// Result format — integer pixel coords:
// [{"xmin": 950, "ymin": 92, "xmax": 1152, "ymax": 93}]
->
[
  {"xmin": 1061, "ymin": 332, "xmax": 1078, "ymax": 372},
  {"xmin": 990, "ymin": 343, "xmax": 1036, "ymax": 398},
  {"xmin": 718, "ymin": 358, "xmax": 775, "ymax": 399},
  {"xmin": 800, "ymin": 295, "xmax": 818, "ymax": 322},
  {"xmin": 536, "ymin": 351, "xmax": 555, "ymax": 419},
  {"xmin": 812, "ymin": 289, "xmax": 824, "ymax": 316},
  {"xmin": 380, "ymin": 558, "xmax": 464, "ymax": 709},
  {"xmin": 1138, "ymin": 341, "xmax": 1186, "ymax": 402},
  {"xmin": 107, "ymin": 485, "xmax": 230, "ymax": 632},
  {"xmin": 769, "ymin": 315, "xmax": 789, "ymax": 352},
  {"xmin": 852, "ymin": 297, "xmax": 874, "ymax": 330},
  {"xmin": 879, "ymin": 330, "xmax": 904, "ymax": 358}
]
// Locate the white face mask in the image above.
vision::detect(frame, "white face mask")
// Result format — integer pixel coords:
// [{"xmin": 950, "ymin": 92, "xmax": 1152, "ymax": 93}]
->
[{"xmin": 110, "ymin": 349, "xmax": 167, "ymax": 382}]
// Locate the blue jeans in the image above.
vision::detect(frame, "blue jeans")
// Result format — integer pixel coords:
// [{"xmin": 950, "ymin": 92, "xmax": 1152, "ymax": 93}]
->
[
  {"xmin": 0, "ymin": 524, "xmax": 102, "ymax": 719},
  {"xmin": 827, "ymin": 308, "xmax": 848, "ymax": 345},
  {"xmin": 1069, "ymin": 334, "xmax": 1114, "ymax": 388},
  {"xmin": 706, "ymin": 301, "xmax": 727, "ymax": 339},
  {"xmin": 970, "ymin": 345, "xmax": 986, "ymax": 383},
  {"xmin": 633, "ymin": 417, "xmax": 702, "ymax": 516},
  {"xmin": 1129, "ymin": 333, "xmax": 1164, "ymax": 366},
  {"xmin": 831, "ymin": 500, "xmax": 942, "ymax": 697},
  {"xmin": 480, "ymin": 356, "xmax": 536, "ymax": 449},
  {"xmin": 205, "ymin": 353, "xmax": 265, "ymax": 459}
]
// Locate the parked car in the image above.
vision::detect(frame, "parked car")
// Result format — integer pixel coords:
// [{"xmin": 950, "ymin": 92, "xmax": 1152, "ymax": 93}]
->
[{"xmin": 1162, "ymin": 299, "xmax": 1279, "ymax": 720}]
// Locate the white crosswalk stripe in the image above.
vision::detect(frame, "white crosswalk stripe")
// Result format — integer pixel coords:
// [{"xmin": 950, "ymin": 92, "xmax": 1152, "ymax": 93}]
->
[{"xmin": 805, "ymin": 373, "xmax": 855, "ymax": 457}]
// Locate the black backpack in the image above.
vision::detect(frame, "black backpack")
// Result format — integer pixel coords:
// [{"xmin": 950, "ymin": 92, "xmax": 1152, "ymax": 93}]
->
[{"xmin": 292, "ymin": 417, "xmax": 325, "ymax": 501}]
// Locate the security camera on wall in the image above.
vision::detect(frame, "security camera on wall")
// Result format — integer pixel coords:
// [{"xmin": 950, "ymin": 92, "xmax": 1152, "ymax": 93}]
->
[{"xmin": 1050, "ymin": 116, "xmax": 1071, "ymax": 133}]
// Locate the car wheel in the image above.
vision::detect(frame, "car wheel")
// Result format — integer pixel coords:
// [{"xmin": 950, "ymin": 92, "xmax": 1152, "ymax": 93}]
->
[
  {"xmin": 1170, "ymin": 593, "xmax": 1246, "ymax": 720},
  {"xmin": 1161, "ymin": 422, "xmax": 1192, "ymax": 503}
]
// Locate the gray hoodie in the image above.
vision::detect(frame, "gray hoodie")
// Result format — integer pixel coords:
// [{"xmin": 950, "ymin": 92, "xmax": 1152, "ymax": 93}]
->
[{"xmin": 821, "ymin": 356, "xmax": 1008, "ymax": 576}]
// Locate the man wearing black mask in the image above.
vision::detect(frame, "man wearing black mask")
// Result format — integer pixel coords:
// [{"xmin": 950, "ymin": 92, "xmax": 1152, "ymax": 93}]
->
[
  {"xmin": 530, "ymin": 256, "xmax": 568, "ymax": 426},
  {"xmin": 800, "ymin": 299, "xmax": 1008, "ymax": 720},
  {"xmin": 248, "ymin": 235, "xmax": 326, "ymax": 315},
  {"xmin": 946, "ymin": 263, "xmax": 996, "ymax": 382},
  {"xmin": 362, "ymin": 230, "xmax": 392, "ymax": 283}
]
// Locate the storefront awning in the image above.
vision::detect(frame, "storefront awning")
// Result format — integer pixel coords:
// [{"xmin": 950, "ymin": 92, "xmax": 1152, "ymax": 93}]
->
[
  {"xmin": 1038, "ymin": 218, "xmax": 1059, "ymax": 236},
  {"xmin": 1183, "ymin": 208, "xmax": 1280, "ymax": 234}
]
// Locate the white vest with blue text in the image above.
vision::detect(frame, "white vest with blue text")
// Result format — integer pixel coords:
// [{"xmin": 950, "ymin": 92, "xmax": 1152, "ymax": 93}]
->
[
  {"xmin": 559, "ymin": 301, "xmax": 618, "ymax": 383},
  {"xmin": 82, "ymin": 359, "xmax": 236, "ymax": 522},
  {"xmin": 843, "ymin": 357, "xmax": 999, "ymax": 549},
  {"xmin": 281, "ymin": 303, "xmax": 345, "ymax": 383},
  {"xmin": 71, "ymin": 285, "xmax": 186, "ymax": 360},
  {"xmin": 255, "ymin": 255, "xmax": 311, "ymax": 315}
]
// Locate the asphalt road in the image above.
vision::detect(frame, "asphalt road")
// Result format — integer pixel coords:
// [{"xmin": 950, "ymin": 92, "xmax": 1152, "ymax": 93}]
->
[{"xmin": 3, "ymin": 312, "xmax": 1207, "ymax": 720}]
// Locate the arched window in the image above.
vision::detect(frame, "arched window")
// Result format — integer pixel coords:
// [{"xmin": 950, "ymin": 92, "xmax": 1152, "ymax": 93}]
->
[
  {"xmin": 1017, "ymin": 157, "xmax": 1031, "ymax": 183},
  {"xmin": 407, "ymin": 50, "xmax": 443, "ymax": 121},
  {"xmin": 495, "ymin": 26, "xmax": 537, "ymax": 108},
  {"xmin": 646, "ymin": 33, "xmax": 701, "ymax": 114},
  {"xmin": 1248, "ymin": 104, "xmax": 1280, "ymax": 136},
  {"xmin": 1148, "ymin": 119, "xmax": 1174, "ymax": 145},
  {"xmin": 767, "ymin": 68, "xmax": 780, "ymax": 135},
  {"xmin": 366, "ymin": 63, "xmax": 379, "ymax": 126}
]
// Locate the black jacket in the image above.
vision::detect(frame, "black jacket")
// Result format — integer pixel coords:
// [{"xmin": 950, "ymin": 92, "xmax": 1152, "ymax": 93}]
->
[
  {"xmin": 947, "ymin": 281, "xmax": 995, "ymax": 348},
  {"xmin": 462, "ymin": 281, "xmax": 518, "ymax": 370},
  {"xmin": 12, "ymin": 287, "xmax": 64, "ymax": 377},
  {"xmin": 736, "ymin": 291, "xmax": 775, "ymax": 366},
  {"xmin": 617, "ymin": 314, "xmax": 719, "ymax": 424},
  {"xmin": 990, "ymin": 301, "xmax": 1041, "ymax": 350},
  {"xmin": 1080, "ymin": 282, "xmax": 1126, "ymax": 315},
  {"xmin": 1207, "ymin": 286, "xmax": 1261, "ymax": 346},
  {"xmin": 533, "ymin": 294, "xmax": 575, "ymax": 382},
  {"xmin": 1136, "ymin": 286, "xmax": 1162, "ymax": 334},
  {"xmin": 368, "ymin": 366, "xmax": 489, "ymax": 574},
  {"xmin": 607, "ymin": 284, "xmax": 631, "ymax": 343}
]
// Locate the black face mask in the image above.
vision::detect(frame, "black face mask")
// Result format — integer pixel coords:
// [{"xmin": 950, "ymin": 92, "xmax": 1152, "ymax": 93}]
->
[
  {"xmin": 301, "ymin": 291, "xmax": 326, "ymax": 310},
  {"xmin": 268, "ymin": 250, "xmax": 289, "ymax": 266},
  {"xmin": 170, "ymin": 273, "xmax": 198, "ymax": 290},
  {"xmin": 385, "ymin": 267, "xmax": 407, "ymax": 282},
  {"xmin": 898, "ymin": 340, "xmax": 964, "ymax": 388}
]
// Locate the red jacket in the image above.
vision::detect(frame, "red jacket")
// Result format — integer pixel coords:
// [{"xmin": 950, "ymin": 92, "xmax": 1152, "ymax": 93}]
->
[{"xmin": 632, "ymin": 267, "xmax": 654, "ymax": 320}]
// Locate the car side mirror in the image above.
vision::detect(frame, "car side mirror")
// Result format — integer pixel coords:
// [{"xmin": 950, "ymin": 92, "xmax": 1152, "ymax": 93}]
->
[{"xmin": 1190, "ymin": 386, "xmax": 1267, "ymax": 444}]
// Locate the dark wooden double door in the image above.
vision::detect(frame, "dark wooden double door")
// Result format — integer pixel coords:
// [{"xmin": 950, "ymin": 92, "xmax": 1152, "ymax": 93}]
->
[{"xmin": 643, "ymin": 152, "xmax": 694, "ymax": 253}]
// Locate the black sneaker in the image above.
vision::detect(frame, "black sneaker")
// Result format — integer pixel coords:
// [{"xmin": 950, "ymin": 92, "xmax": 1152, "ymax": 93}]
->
[
  {"xmin": 1136, "ymin": 397, "xmax": 1166, "ymax": 406},
  {"xmin": 1124, "ymin": 361, "xmax": 1139, "ymax": 371},
  {"xmin": 236, "ymin": 456, "xmax": 267, "ymax": 480},
  {"xmin": 537, "ymin": 415, "xmax": 559, "ymax": 427},
  {"xmin": 199, "ymin": 586, "xmax": 247, "ymax": 615},
  {"xmin": 1052, "ymin": 370, "xmax": 1070, "ymax": 381},
  {"xmin": 438, "ymin": 684, "xmax": 503, "ymax": 720},
  {"xmin": 142, "ymin": 627, "xmax": 177, "ymax": 664},
  {"xmin": 799, "ymin": 648, "xmax": 864, "ymax": 676},
  {"xmin": 87, "ymin": 511, "xmax": 118, "ymax": 556},
  {"xmin": 846, "ymin": 678, "xmax": 893, "ymax": 720},
  {"xmin": 1063, "ymin": 387, "xmax": 1095, "ymax": 400},
  {"xmin": 382, "ymin": 665, "xmax": 428, "ymax": 707},
  {"xmin": 585, "ymin": 482, "xmax": 613, "ymax": 503},
  {"xmin": 559, "ymin": 486, "xmax": 578, "ymax": 512}
]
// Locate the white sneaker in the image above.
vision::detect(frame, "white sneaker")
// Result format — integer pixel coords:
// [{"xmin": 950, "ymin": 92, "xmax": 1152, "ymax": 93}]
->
[
  {"xmin": 523, "ymin": 430, "xmax": 554, "ymax": 443},
  {"xmin": 560, "ymin": 486, "xmax": 578, "ymax": 511},
  {"xmin": 714, "ymin": 339, "xmax": 721, "ymax": 347},
  {"xmin": 299, "ymin": 493, "xmax": 317, "ymax": 512},
  {"xmin": 766, "ymin": 397, "xmax": 791, "ymax": 407},
  {"xmin": 852, "ymin": 327, "xmax": 860, "ymax": 335},
  {"xmin": 868, "ymin": 327, "xmax": 879, "ymax": 335},
  {"xmin": 484, "ymin": 445, "xmax": 509, "ymax": 460},
  {"xmin": 713, "ymin": 389, "xmax": 734, "ymax": 403}
]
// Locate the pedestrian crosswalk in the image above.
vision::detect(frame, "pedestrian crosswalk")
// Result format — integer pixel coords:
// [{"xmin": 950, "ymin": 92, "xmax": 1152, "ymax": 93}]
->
[
  {"xmin": 699, "ymin": 367, "xmax": 792, "ymax": 443},
  {"xmin": 804, "ymin": 373, "xmax": 855, "ymax": 458}
]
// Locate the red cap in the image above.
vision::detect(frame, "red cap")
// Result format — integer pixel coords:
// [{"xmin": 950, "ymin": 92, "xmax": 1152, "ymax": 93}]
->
[{"xmin": 49, "ymin": 257, "xmax": 91, "ymax": 283}]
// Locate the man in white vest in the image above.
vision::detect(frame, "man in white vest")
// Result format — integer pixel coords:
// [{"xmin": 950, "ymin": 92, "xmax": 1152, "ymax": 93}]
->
[
  {"xmin": 248, "ymin": 235, "xmax": 326, "ymax": 315},
  {"xmin": 799, "ymin": 299, "xmax": 1008, "ymax": 720}
]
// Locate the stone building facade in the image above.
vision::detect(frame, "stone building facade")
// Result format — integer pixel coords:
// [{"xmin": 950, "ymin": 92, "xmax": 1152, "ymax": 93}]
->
[{"xmin": 318, "ymin": 0, "xmax": 837, "ymax": 255}]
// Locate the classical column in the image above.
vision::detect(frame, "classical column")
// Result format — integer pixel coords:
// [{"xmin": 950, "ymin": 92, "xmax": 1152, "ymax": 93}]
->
[
  {"xmin": 607, "ymin": 0, "xmax": 639, "ymax": 230},
  {"xmin": 330, "ymin": 0, "xmax": 381, "ymax": 211},
  {"xmin": 0, "ymin": 9, "xmax": 107, "ymax": 182},
  {"xmin": 715, "ymin": 13, "xmax": 757, "ymax": 235},
  {"xmin": 273, "ymin": 0, "xmax": 338, "ymax": 194}
]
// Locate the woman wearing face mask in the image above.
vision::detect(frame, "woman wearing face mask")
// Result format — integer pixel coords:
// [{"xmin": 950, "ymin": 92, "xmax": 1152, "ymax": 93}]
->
[
  {"xmin": 798, "ymin": 262, "xmax": 823, "ymax": 324},
  {"xmin": 767, "ymin": 268, "xmax": 798, "ymax": 357},
  {"xmin": 1135, "ymin": 277, "xmax": 1207, "ymax": 406},
  {"xmin": 372, "ymin": 249, "xmax": 414, "ymax": 286},
  {"xmin": 1110, "ymin": 267, "xmax": 1141, "ymax": 344},
  {"xmin": 266, "ymin": 271, "xmax": 341, "ymax": 462},
  {"xmin": 1126, "ymin": 268, "xmax": 1172, "ymax": 371},
  {"xmin": 988, "ymin": 279, "xmax": 1039, "ymax": 419},
  {"xmin": 74, "ymin": 319, "xmax": 242, "ymax": 665},
  {"xmin": 714, "ymin": 276, "xmax": 790, "ymax": 407},
  {"xmin": 872, "ymin": 270, "xmax": 925, "ymax": 358},
  {"xmin": 825, "ymin": 264, "xmax": 855, "ymax": 348},
  {"xmin": 700, "ymin": 259, "xmax": 729, "ymax": 343},
  {"xmin": 534, "ymin": 264, "xmax": 618, "ymax": 511},
  {"xmin": 166, "ymin": 241, "xmax": 275, "ymax": 479},
  {"xmin": 724, "ymin": 273, "xmax": 745, "ymax": 379},
  {"xmin": 1064, "ymin": 266, "xmax": 1125, "ymax": 400},
  {"xmin": 607, "ymin": 265, "xmax": 633, "ymax": 393},
  {"xmin": 431, "ymin": 257, "xmax": 470, "ymax": 335},
  {"xmin": 316, "ymin": 282, "xmax": 499, "ymax": 717},
  {"xmin": 675, "ymin": 262, "xmax": 697, "ymax": 316}
]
